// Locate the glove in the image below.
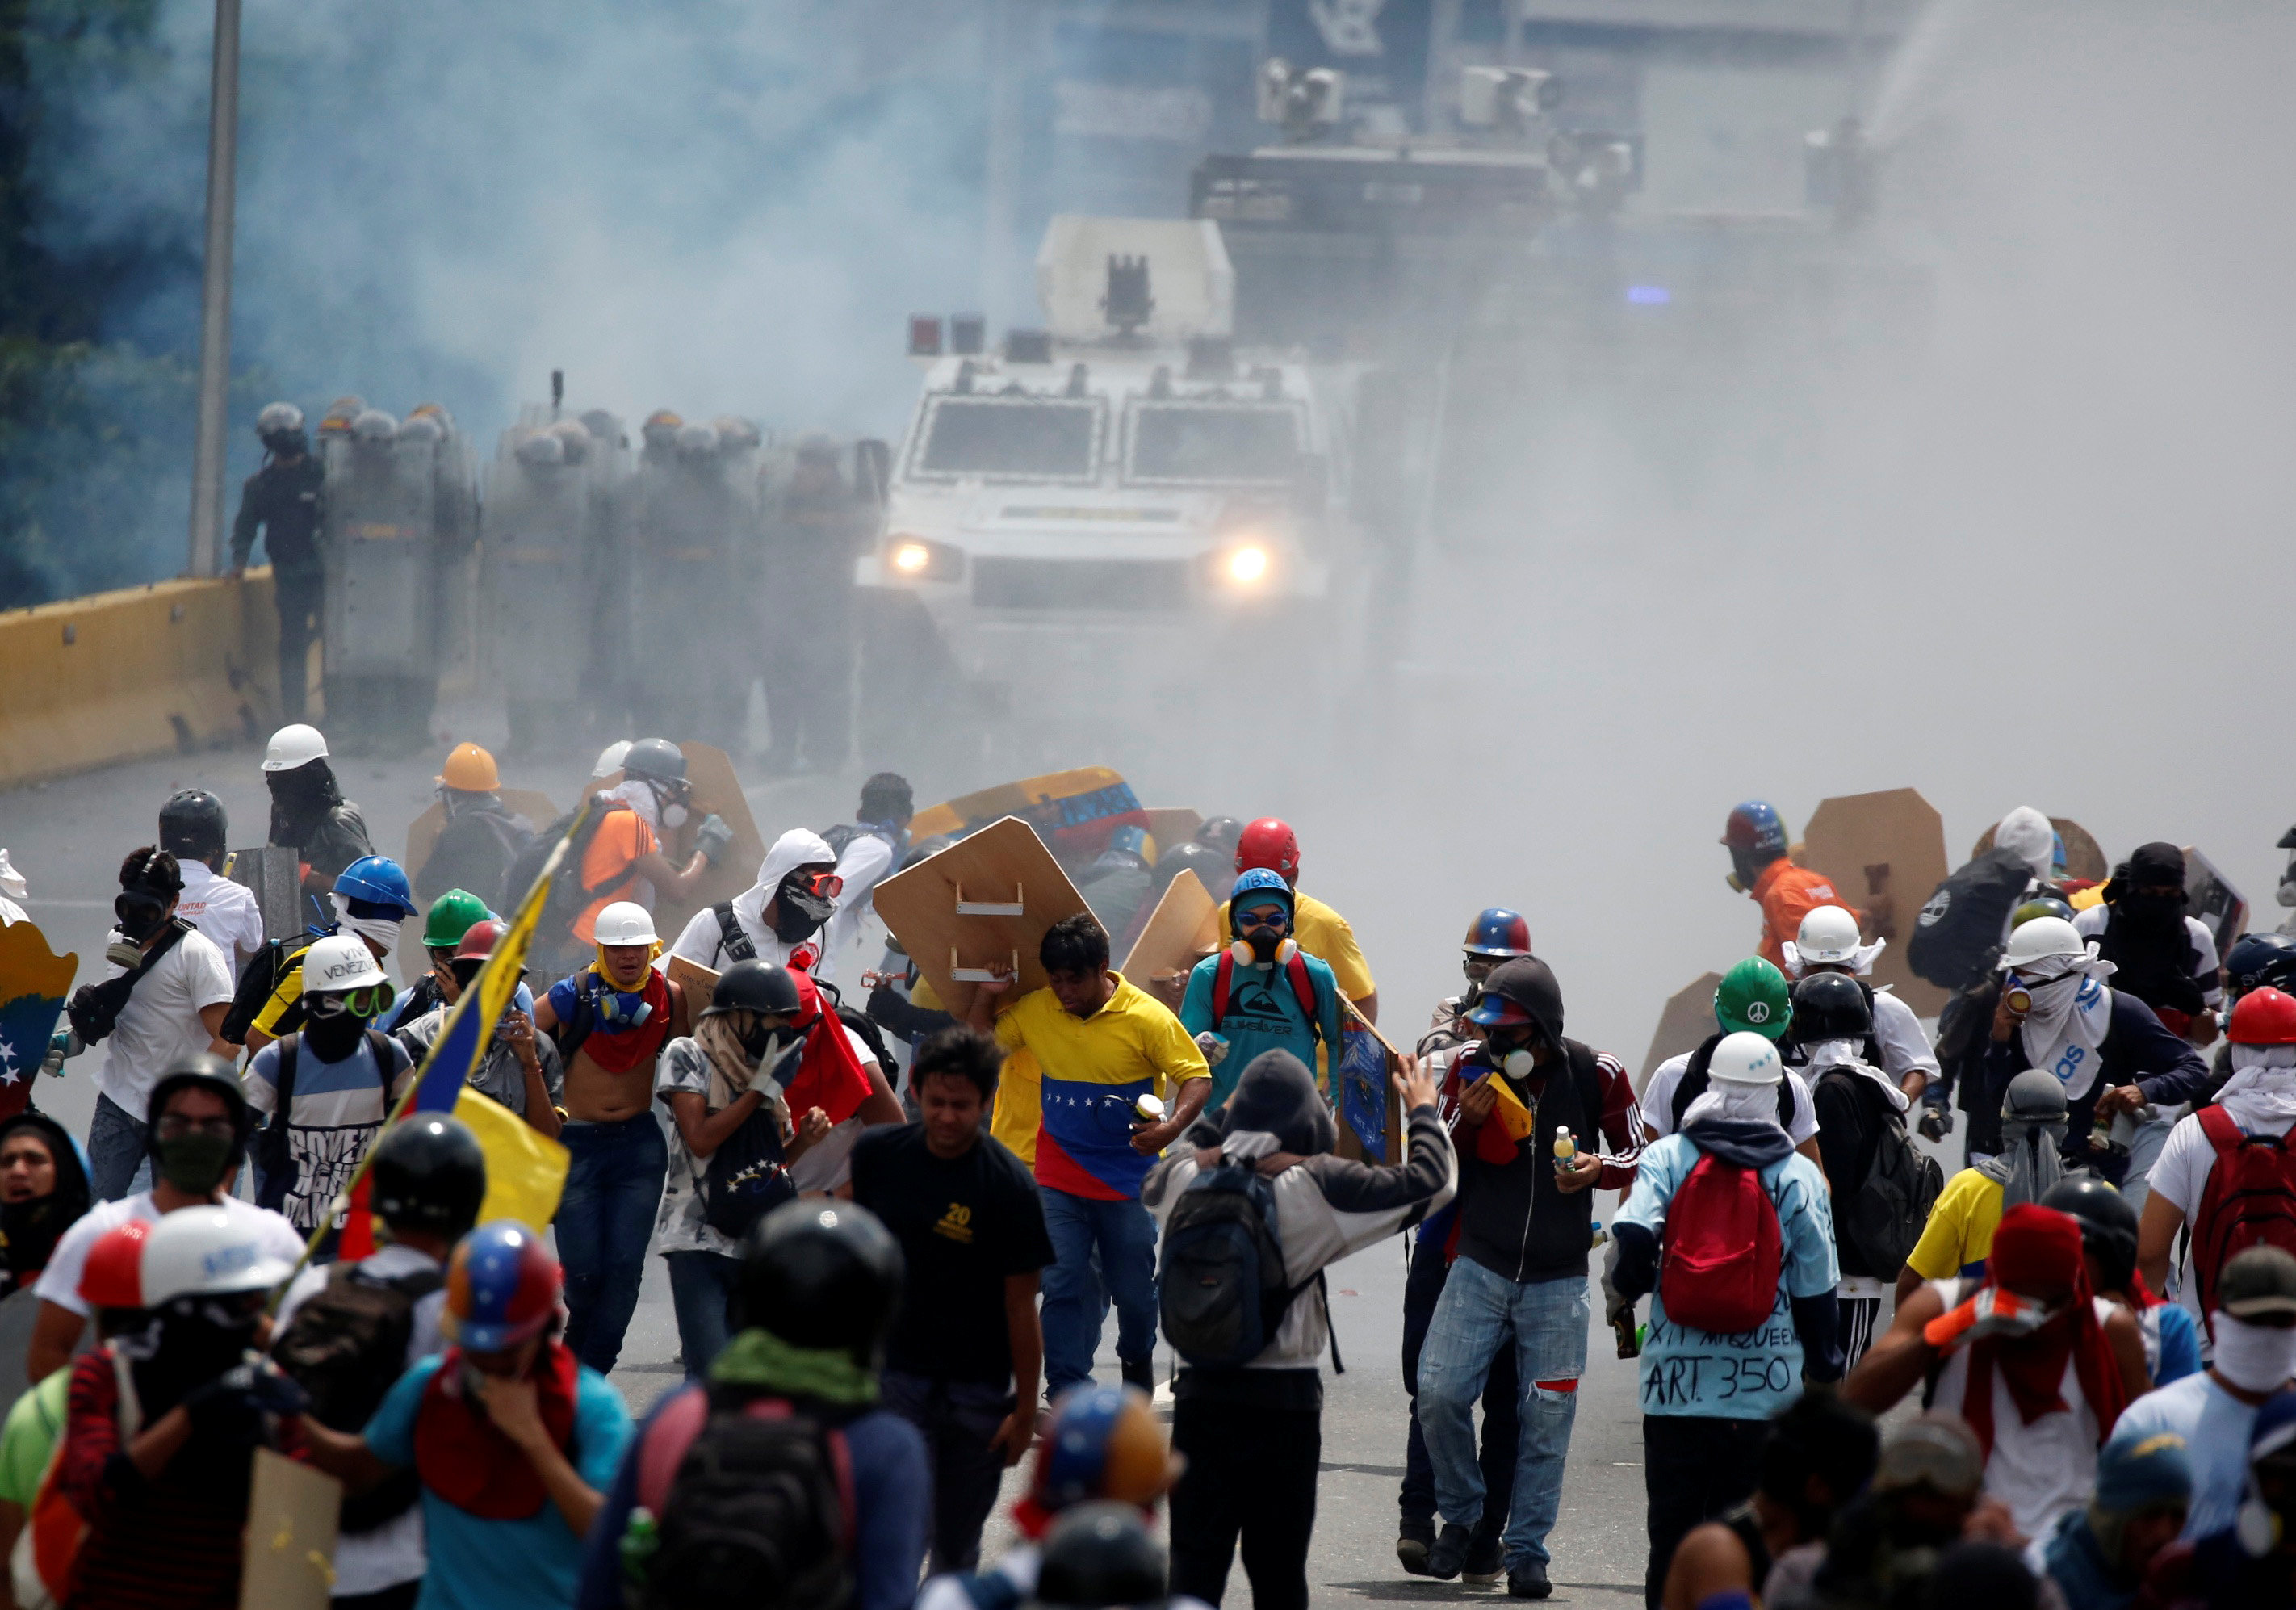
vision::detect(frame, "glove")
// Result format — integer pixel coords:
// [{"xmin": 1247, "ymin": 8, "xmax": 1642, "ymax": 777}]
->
[
  {"xmin": 693, "ymin": 814, "xmax": 735, "ymax": 866},
  {"xmin": 183, "ymin": 1360, "xmax": 308, "ymax": 1446},
  {"xmin": 1194, "ymin": 1030, "xmax": 1230, "ymax": 1067},
  {"xmin": 1918, "ymin": 1103, "xmax": 1953, "ymax": 1142},
  {"xmin": 41, "ymin": 1029, "xmax": 79, "ymax": 1078}
]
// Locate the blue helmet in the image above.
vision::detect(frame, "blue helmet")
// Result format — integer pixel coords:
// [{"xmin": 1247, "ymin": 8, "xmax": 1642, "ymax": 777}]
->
[
  {"xmin": 2227, "ymin": 933, "xmax": 2296, "ymax": 999},
  {"xmin": 1229, "ymin": 867, "xmax": 1293, "ymax": 920},
  {"xmin": 1721, "ymin": 801, "xmax": 1788, "ymax": 860},
  {"xmin": 334, "ymin": 855, "xmax": 417, "ymax": 920},
  {"xmin": 1463, "ymin": 908, "xmax": 1532, "ymax": 958}
]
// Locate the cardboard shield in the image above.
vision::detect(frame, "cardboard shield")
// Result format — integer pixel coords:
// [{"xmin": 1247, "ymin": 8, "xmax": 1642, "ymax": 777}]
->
[
  {"xmin": 1971, "ymin": 817, "xmax": 2108, "ymax": 884},
  {"xmin": 241, "ymin": 1447, "xmax": 343, "ymax": 1610},
  {"xmin": 0, "ymin": 920, "xmax": 75, "ymax": 1122},
  {"xmin": 1641, "ymin": 971, "xmax": 1724, "ymax": 1092},
  {"xmin": 651, "ymin": 743, "xmax": 769, "ymax": 949},
  {"xmin": 1801, "ymin": 787, "xmax": 1952, "ymax": 1019},
  {"xmin": 404, "ymin": 789, "xmax": 561, "ymax": 894},
  {"xmin": 1118, "ymin": 869, "xmax": 1219, "ymax": 1010},
  {"xmin": 871, "ymin": 819, "xmax": 1092, "ymax": 1019},
  {"xmin": 2181, "ymin": 847, "xmax": 2248, "ymax": 958},
  {"xmin": 909, "ymin": 769, "xmax": 1150, "ymax": 864}
]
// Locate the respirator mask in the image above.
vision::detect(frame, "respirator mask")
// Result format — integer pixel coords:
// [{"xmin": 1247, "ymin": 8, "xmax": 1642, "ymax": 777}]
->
[
  {"xmin": 1229, "ymin": 906, "xmax": 1296, "ymax": 966},
  {"xmin": 114, "ymin": 889, "xmax": 170, "ymax": 945}
]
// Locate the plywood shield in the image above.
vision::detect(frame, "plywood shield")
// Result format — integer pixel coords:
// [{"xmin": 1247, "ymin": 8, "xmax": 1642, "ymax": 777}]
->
[
  {"xmin": 404, "ymin": 789, "xmax": 561, "ymax": 891},
  {"xmin": 653, "ymin": 743, "xmax": 769, "ymax": 948},
  {"xmin": 1971, "ymin": 818, "xmax": 2108, "ymax": 884},
  {"xmin": 909, "ymin": 768, "xmax": 1149, "ymax": 863},
  {"xmin": 240, "ymin": 1447, "xmax": 343, "ymax": 1610},
  {"xmin": 1118, "ymin": 869, "xmax": 1219, "ymax": 1002},
  {"xmin": 1641, "ymin": 971, "xmax": 1724, "ymax": 1092},
  {"xmin": 1143, "ymin": 808, "xmax": 1205, "ymax": 856},
  {"xmin": 872, "ymin": 818, "xmax": 1092, "ymax": 1018},
  {"xmin": 665, "ymin": 954, "xmax": 720, "ymax": 1008},
  {"xmin": 2181, "ymin": 847, "xmax": 2248, "ymax": 958},
  {"xmin": 0, "ymin": 919, "xmax": 76, "ymax": 1122},
  {"xmin": 1802, "ymin": 787, "xmax": 1952, "ymax": 1019}
]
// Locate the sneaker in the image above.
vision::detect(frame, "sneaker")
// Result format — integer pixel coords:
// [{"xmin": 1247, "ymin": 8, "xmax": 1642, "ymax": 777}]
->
[
  {"xmin": 1120, "ymin": 1357, "xmax": 1156, "ymax": 1395},
  {"xmin": 1506, "ymin": 1561, "xmax": 1552, "ymax": 1600},
  {"xmin": 1463, "ymin": 1535, "xmax": 1505, "ymax": 1584},
  {"xmin": 1397, "ymin": 1522, "xmax": 1435, "ymax": 1577},
  {"xmin": 1424, "ymin": 1524, "xmax": 1472, "ymax": 1582}
]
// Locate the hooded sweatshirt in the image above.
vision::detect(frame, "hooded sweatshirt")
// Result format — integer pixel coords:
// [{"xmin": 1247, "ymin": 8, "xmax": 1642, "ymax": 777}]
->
[
  {"xmin": 1143, "ymin": 1050, "xmax": 1456, "ymax": 1407},
  {"xmin": 0, "ymin": 1111, "xmax": 92, "ymax": 1301},
  {"xmin": 667, "ymin": 828, "xmax": 842, "ymax": 979}
]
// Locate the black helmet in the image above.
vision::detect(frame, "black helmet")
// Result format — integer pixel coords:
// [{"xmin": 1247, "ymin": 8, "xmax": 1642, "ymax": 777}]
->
[
  {"xmin": 370, "ymin": 1115, "xmax": 488, "ymax": 1240},
  {"xmin": 158, "ymin": 790, "xmax": 228, "ymax": 862},
  {"xmin": 622, "ymin": 737, "xmax": 688, "ymax": 785},
  {"xmin": 143, "ymin": 1054, "xmax": 255, "ymax": 1160},
  {"xmin": 1032, "ymin": 1503, "xmax": 1168, "ymax": 1610},
  {"xmin": 1790, "ymin": 972, "xmax": 1873, "ymax": 1042},
  {"xmin": 704, "ymin": 958, "xmax": 802, "ymax": 1020},
  {"xmin": 1477, "ymin": 956, "xmax": 1565, "ymax": 1046},
  {"xmin": 2227, "ymin": 933, "xmax": 2296, "ymax": 1000},
  {"xmin": 738, "ymin": 1200, "xmax": 903, "ymax": 1365},
  {"xmin": 1192, "ymin": 816, "xmax": 1245, "ymax": 857},
  {"xmin": 2040, "ymin": 1175, "xmax": 2139, "ymax": 1290},
  {"xmin": 1149, "ymin": 840, "xmax": 1223, "ymax": 891}
]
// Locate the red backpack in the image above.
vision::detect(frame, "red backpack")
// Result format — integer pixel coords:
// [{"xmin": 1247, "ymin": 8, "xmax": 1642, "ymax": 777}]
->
[
  {"xmin": 1660, "ymin": 1153, "xmax": 1784, "ymax": 1336},
  {"xmin": 1210, "ymin": 950, "xmax": 1322, "ymax": 1042},
  {"xmin": 2189, "ymin": 1105, "xmax": 2296, "ymax": 1335}
]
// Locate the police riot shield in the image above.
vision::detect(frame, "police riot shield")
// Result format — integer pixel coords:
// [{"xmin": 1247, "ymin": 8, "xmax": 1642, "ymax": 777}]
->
[
  {"xmin": 623, "ymin": 417, "xmax": 756, "ymax": 747},
  {"xmin": 485, "ymin": 409, "xmax": 626, "ymax": 752},
  {"xmin": 319, "ymin": 409, "xmax": 442, "ymax": 750}
]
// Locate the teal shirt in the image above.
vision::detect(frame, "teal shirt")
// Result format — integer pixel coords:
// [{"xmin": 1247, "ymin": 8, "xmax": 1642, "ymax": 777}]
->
[
  {"xmin": 1179, "ymin": 950, "xmax": 1345, "ymax": 1110},
  {"xmin": 1615, "ymin": 1132, "xmax": 1839, "ymax": 1421}
]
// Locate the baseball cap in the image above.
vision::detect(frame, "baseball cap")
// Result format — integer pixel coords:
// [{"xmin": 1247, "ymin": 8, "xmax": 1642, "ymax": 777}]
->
[
  {"xmin": 2219, "ymin": 1246, "xmax": 2296, "ymax": 1321},
  {"xmin": 1871, "ymin": 1414, "xmax": 1983, "ymax": 1500}
]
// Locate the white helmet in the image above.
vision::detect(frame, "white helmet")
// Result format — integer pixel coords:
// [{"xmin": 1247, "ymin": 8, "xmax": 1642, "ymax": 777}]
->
[
  {"xmin": 1709, "ymin": 1030, "xmax": 1784, "ymax": 1086},
  {"xmin": 594, "ymin": 902, "xmax": 658, "ymax": 947},
  {"xmin": 1795, "ymin": 905, "xmax": 1864, "ymax": 966},
  {"xmin": 262, "ymin": 723, "xmax": 329, "ymax": 772},
  {"xmin": 301, "ymin": 933, "xmax": 390, "ymax": 995},
  {"xmin": 591, "ymin": 740, "xmax": 632, "ymax": 780},
  {"xmin": 2000, "ymin": 916, "xmax": 2088, "ymax": 974},
  {"xmin": 141, "ymin": 1206, "xmax": 295, "ymax": 1306}
]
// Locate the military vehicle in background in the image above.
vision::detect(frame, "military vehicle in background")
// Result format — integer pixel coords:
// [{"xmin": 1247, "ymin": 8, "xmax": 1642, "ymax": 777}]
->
[{"xmin": 855, "ymin": 214, "xmax": 1365, "ymax": 766}]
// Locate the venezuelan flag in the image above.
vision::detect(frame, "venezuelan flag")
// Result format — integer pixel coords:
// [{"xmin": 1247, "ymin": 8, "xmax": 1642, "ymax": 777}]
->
[{"xmin": 329, "ymin": 807, "xmax": 584, "ymax": 1262}]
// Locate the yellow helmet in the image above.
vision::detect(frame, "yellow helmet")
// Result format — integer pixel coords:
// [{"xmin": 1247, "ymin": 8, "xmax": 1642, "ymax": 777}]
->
[{"xmin": 436, "ymin": 741, "xmax": 500, "ymax": 792}]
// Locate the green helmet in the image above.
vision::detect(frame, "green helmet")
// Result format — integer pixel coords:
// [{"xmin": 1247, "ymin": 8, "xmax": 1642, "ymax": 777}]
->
[
  {"xmin": 422, "ymin": 888, "xmax": 491, "ymax": 951},
  {"xmin": 2011, "ymin": 895, "xmax": 2076, "ymax": 929},
  {"xmin": 1716, "ymin": 957, "xmax": 1792, "ymax": 1040}
]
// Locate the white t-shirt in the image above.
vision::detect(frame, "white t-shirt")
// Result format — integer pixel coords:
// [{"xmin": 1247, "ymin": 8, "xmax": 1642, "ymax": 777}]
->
[
  {"xmin": 820, "ymin": 832, "xmax": 899, "ymax": 983},
  {"xmin": 174, "ymin": 861, "xmax": 265, "ymax": 975},
  {"xmin": 1640, "ymin": 1053, "xmax": 1819, "ymax": 1147},
  {"xmin": 1927, "ymin": 1292, "xmax": 2110, "ymax": 1540},
  {"xmin": 2115, "ymin": 1369, "xmax": 2259, "ymax": 1540},
  {"xmin": 274, "ymin": 1243, "xmax": 446, "ymax": 1595},
  {"xmin": 91, "ymin": 925, "xmax": 235, "ymax": 1121},
  {"xmin": 34, "ymin": 1190, "xmax": 306, "ymax": 1317},
  {"xmin": 2147, "ymin": 1106, "xmax": 2296, "ymax": 1224},
  {"xmin": 1870, "ymin": 989, "xmax": 1942, "ymax": 1084}
]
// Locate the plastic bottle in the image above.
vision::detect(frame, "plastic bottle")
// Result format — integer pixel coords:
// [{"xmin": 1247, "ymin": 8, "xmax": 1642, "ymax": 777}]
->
[{"xmin": 1552, "ymin": 1124, "xmax": 1577, "ymax": 1176}]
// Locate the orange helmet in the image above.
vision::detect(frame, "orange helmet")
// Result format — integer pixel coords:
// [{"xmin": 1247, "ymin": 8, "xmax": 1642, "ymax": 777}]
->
[
  {"xmin": 1013, "ymin": 1385, "xmax": 1179, "ymax": 1539},
  {"xmin": 80, "ymin": 1219, "xmax": 153, "ymax": 1311},
  {"xmin": 437, "ymin": 741, "xmax": 500, "ymax": 793}
]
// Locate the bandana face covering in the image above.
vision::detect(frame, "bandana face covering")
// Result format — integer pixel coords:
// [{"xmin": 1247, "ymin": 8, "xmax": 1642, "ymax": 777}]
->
[{"xmin": 2210, "ymin": 1312, "xmax": 2296, "ymax": 1394}]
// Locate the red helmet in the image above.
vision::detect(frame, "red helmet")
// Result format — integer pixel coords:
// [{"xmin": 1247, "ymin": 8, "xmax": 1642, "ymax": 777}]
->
[
  {"xmin": 2231, "ymin": 986, "xmax": 2296, "ymax": 1048},
  {"xmin": 80, "ymin": 1219, "xmax": 152, "ymax": 1311},
  {"xmin": 1235, "ymin": 818, "xmax": 1300, "ymax": 883},
  {"xmin": 454, "ymin": 917, "xmax": 509, "ymax": 962}
]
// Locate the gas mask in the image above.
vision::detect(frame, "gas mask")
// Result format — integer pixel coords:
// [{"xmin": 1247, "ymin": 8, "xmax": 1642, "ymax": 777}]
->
[
  {"xmin": 738, "ymin": 1013, "xmax": 799, "ymax": 1067},
  {"xmin": 1485, "ymin": 1028, "xmax": 1540, "ymax": 1079},
  {"xmin": 647, "ymin": 780, "xmax": 692, "ymax": 830},
  {"xmin": 114, "ymin": 890, "xmax": 170, "ymax": 945},
  {"xmin": 1230, "ymin": 908, "xmax": 1296, "ymax": 966}
]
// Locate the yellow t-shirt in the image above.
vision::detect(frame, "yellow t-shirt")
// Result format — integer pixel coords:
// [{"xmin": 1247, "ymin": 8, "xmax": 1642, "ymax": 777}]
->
[
  {"xmin": 993, "ymin": 975, "xmax": 1209, "ymax": 1197},
  {"xmin": 1904, "ymin": 1166, "xmax": 2005, "ymax": 1282},
  {"xmin": 1218, "ymin": 890, "xmax": 1375, "ymax": 1001}
]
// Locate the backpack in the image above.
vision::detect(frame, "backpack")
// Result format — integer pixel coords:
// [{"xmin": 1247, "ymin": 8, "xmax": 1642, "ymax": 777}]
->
[
  {"xmin": 1907, "ymin": 848, "xmax": 2035, "ymax": 992},
  {"xmin": 500, "ymin": 803, "xmax": 623, "ymax": 937},
  {"xmin": 1659, "ymin": 1152, "xmax": 1784, "ymax": 1336},
  {"xmin": 626, "ymin": 1388, "xmax": 855, "ymax": 1610},
  {"xmin": 10, "ymin": 1356, "xmax": 140, "ymax": 1610},
  {"xmin": 1158, "ymin": 1160, "xmax": 1336, "ymax": 1370},
  {"xmin": 253, "ymin": 1030, "xmax": 396, "ymax": 1217},
  {"xmin": 1815, "ymin": 1070, "xmax": 1942, "ymax": 1276},
  {"xmin": 810, "ymin": 979, "xmax": 895, "ymax": 1076},
  {"xmin": 712, "ymin": 903, "xmax": 758, "ymax": 965},
  {"xmin": 2189, "ymin": 1105, "xmax": 2296, "ymax": 1334},
  {"xmin": 65, "ymin": 920, "xmax": 190, "ymax": 1045},
  {"xmin": 270, "ymin": 1261, "xmax": 444, "ymax": 1530},
  {"xmin": 1670, "ymin": 1035, "xmax": 1796, "ymax": 1134},
  {"xmin": 220, "ymin": 931, "xmax": 317, "ymax": 1045},
  {"xmin": 701, "ymin": 1105, "xmax": 798, "ymax": 1241},
  {"xmin": 1208, "ymin": 950, "xmax": 1324, "ymax": 1043}
]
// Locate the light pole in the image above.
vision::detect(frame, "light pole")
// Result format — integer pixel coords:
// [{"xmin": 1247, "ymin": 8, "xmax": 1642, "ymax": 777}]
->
[{"xmin": 186, "ymin": 0, "xmax": 242, "ymax": 577}]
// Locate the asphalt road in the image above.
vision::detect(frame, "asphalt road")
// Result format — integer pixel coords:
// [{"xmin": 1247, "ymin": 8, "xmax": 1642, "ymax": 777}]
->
[{"xmin": 0, "ymin": 710, "xmax": 1686, "ymax": 1608}]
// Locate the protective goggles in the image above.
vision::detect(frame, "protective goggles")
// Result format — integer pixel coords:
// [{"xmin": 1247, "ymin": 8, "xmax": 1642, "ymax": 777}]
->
[
  {"xmin": 1234, "ymin": 905, "xmax": 1291, "ymax": 932},
  {"xmin": 306, "ymin": 983, "xmax": 396, "ymax": 1020},
  {"xmin": 789, "ymin": 870, "xmax": 844, "ymax": 900}
]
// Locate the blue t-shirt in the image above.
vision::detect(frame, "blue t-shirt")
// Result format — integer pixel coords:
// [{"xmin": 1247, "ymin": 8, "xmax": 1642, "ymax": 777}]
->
[
  {"xmin": 1178, "ymin": 951, "xmax": 1344, "ymax": 1109},
  {"xmin": 1615, "ymin": 1133, "xmax": 1839, "ymax": 1422},
  {"xmin": 576, "ymin": 1385, "xmax": 929, "ymax": 1610},
  {"xmin": 366, "ymin": 1354, "xmax": 634, "ymax": 1610}
]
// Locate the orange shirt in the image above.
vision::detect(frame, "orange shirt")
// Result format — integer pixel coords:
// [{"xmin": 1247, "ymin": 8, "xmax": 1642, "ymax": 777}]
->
[
  {"xmin": 572, "ymin": 807, "xmax": 658, "ymax": 943},
  {"xmin": 1751, "ymin": 857, "xmax": 1857, "ymax": 969}
]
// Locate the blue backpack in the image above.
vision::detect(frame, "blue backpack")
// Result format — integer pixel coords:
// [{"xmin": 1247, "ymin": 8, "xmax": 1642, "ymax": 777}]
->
[{"xmin": 1158, "ymin": 1162, "xmax": 1340, "ymax": 1371}]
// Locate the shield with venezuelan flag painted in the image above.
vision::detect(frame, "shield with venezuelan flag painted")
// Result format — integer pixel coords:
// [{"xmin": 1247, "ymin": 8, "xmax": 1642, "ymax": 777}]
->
[{"xmin": 0, "ymin": 922, "xmax": 75, "ymax": 1125}]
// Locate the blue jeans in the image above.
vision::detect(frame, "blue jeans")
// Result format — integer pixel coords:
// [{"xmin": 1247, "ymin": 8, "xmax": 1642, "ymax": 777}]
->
[
  {"xmin": 88, "ymin": 1093, "xmax": 153, "ymax": 1202},
  {"xmin": 1415, "ymin": 1259, "xmax": 1589, "ymax": 1572},
  {"xmin": 1041, "ymin": 1186, "xmax": 1158, "ymax": 1397},
  {"xmin": 2121, "ymin": 1111, "xmax": 2177, "ymax": 1218},
  {"xmin": 664, "ymin": 1249, "xmax": 742, "ymax": 1380},
  {"xmin": 880, "ymin": 1370, "xmax": 1016, "ymax": 1574},
  {"xmin": 557, "ymin": 1114, "xmax": 668, "ymax": 1374}
]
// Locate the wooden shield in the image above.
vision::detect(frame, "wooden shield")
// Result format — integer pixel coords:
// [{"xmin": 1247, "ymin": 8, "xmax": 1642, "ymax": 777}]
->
[
  {"xmin": 1970, "ymin": 817, "xmax": 2108, "ymax": 883},
  {"xmin": 2182, "ymin": 847, "xmax": 2248, "ymax": 958},
  {"xmin": 403, "ymin": 789, "xmax": 561, "ymax": 893},
  {"xmin": 0, "ymin": 920, "xmax": 76, "ymax": 1122},
  {"xmin": 240, "ymin": 1448, "xmax": 342, "ymax": 1610},
  {"xmin": 1641, "ymin": 971, "xmax": 1724, "ymax": 1092},
  {"xmin": 1142, "ymin": 808, "xmax": 1205, "ymax": 857},
  {"xmin": 1118, "ymin": 869, "xmax": 1219, "ymax": 1010},
  {"xmin": 1801, "ymin": 787, "xmax": 1952, "ymax": 1018},
  {"xmin": 652, "ymin": 743, "xmax": 769, "ymax": 949},
  {"xmin": 908, "ymin": 768, "xmax": 1149, "ymax": 864},
  {"xmin": 872, "ymin": 819, "xmax": 1091, "ymax": 1019}
]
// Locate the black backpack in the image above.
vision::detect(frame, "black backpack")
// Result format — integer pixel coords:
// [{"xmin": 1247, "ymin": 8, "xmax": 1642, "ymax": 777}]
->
[
  {"xmin": 67, "ymin": 920, "xmax": 190, "ymax": 1044},
  {"xmin": 1158, "ymin": 1161, "xmax": 1335, "ymax": 1371},
  {"xmin": 701, "ymin": 1106, "xmax": 798, "ymax": 1241},
  {"xmin": 1906, "ymin": 848, "xmax": 2035, "ymax": 992},
  {"xmin": 220, "ymin": 931, "xmax": 317, "ymax": 1046},
  {"xmin": 1816, "ymin": 1070, "xmax": 1943, "ymax": 1276},
  {"xmin": 631, "ymin": 1393, "xmax": 854, "ymax": 1610},
  {"xmin": 270, "ymin": 1260, "xmax": 444, "ymax": 1530},
  {"xmin": 499, "ymin": 803, "xmax": 622, "ymax": 937}
]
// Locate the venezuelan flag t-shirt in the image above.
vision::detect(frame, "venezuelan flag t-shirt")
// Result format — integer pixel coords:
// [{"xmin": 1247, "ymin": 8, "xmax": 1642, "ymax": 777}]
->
[{"xmin": 994, "ymin": 976, "xmax": 1210, "ymax": 1201}]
